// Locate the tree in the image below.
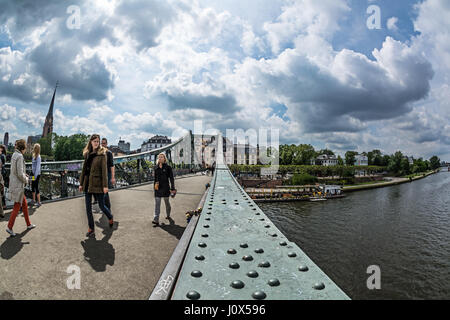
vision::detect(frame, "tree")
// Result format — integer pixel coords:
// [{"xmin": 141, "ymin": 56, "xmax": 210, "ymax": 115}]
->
[
  {"xmin": 400, "ymin": 158, "xmax": 410, "ymax": 176},
  {"xmin": 387, "ymin": 151, "xmax": 403, "ymax": 175},
  {"xmin": 54, "ymin": 134, "xmax": 90, "ymax": 161},
  {"xmin": 37, "ymin": 135, "xmax": 53, "ymax": 156},
  {"xmin": 337, "ymin": 155, "xmax": 344, "ymax": 165},
  {"xmin": 318, "ymin": 149, "xmax": 334, "ymax": 156},
  {"xmin": 429, "ymin": 156, "xmax": 440, "ymax": 170},
  {"xmin": 293, "ymin": 144, "xmax": 316, "ymax": 165},
  {"xmin": 345, "ymin": 151, "xmax": 358, "ymax": 166}
]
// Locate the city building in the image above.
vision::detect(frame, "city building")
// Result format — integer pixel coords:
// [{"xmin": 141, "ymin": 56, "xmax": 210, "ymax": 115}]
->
[
  {"xmin": 354, "ymin": 154, "xmax": 369, "ymax": 166},
  {"xmin": 26, "ymin": 135, "xmax": 42, "ymax": 153},
  {"xmin": 3, "ymin": 132, "xmax": 8, "ymax": 147},
  {"xmin": 141, "ymin": 135, "xmax": 172, "ymax": 152},
  {"xmin": 193, "ymin": 134, "xmax": 217, "ymax": 167},
  {"xmin": 118, "ymin": 139, "xmax": 130, "ymax": 153},
  {"xmin": 315, "ymin": 154, "xmax": 339, "ymax": 166},
  {"xmin": 109, "ymin": 146, "xmax": 127, "ymax": 157}
]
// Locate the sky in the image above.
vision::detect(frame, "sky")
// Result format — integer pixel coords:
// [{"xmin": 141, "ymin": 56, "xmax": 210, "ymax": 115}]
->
[{"xmin": 0, "ymin": 0, "xmax": 449, "ymax": 160}]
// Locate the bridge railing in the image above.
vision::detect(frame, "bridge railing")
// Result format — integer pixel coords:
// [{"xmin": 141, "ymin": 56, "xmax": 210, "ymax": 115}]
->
[{"xmin": 1, "ymin": 131, "xmax": 205, "ymax": 205}]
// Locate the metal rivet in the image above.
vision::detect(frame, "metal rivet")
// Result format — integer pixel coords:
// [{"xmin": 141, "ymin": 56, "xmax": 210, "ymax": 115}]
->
[
  {"xmin": 271, "ymin": 233, "xmax": 278, "ymax": 237},
  {"xmin": 252, "ymin": 291, "xmax": 266, "ymax": 300},
  {"xmin": 229, "ymin": 263, "xmax": 240, "ymax": 269},
  {"xmin": 279, "ymin": 241, "xmax": 287, "ymax": 246},
  {"xmin": 198, "ymin": 243, "xmax": 207, "ymax": 248},
  {"xmin": 227, "ymin": 249, "xmax": 237, "ymax": 254},
  {"xmin": 201, "ymin": 234, "xmax": 209, "ymax": 238},
  {"xmin": 265, "ymin": 225, "xmax": 270, "ymax": 228},
  {"xmin": 268, "ymin": 279, "xmax": 280, "ymax": 287},
  {"xmin": 207, "ymin": 212, "xmax": 211, "ymax": 215},
  {"xmin": 256, "ymin": 213, "xmax": 260, "ymax": 215},
  {"xmin": 288, "ymin": 252, "xmax": 297, "ymax": 258},
  {"xmin": 298, "ymin": 265, "xmax": 309, "ymax": 272},
  {"xmin": 313, "ymin": 282, "xmax": 325, "ymax": 290},
  {"xmin": 247, "ymin": 271, "xmax": 259, "ymax": 278},
  {"xmin": 186, "ymin": 291, "xmax": 201, "ymax": 300},
  {"xmin": 258, "ymin": 261, "xmax": 271, "ymax": 268},
  {"xmin": 259, "ymin": 219, "xmax": 265, "ymax": 221},
  {"xmin": 204, "ymin": 225, "xmax": 210, "ymax": 228},
  {"xmin": 242, "ymin": 255, "xmax": 253, "ymax": 261},
  {"xmin": 231, "ymin": 280, "xmax": 245, "ymax": 289},
  {"xmin": 195, "ymin": 255, "xmax": 205, "ymax": 261},
  {"xmin": 254, "ymin": 248, "xmax": 264, "ymax": 254},
  {"xmin": 205, "ymin": 218, "xmax": 211, "ymax": 221},
  {"xmin": 240, "ymin": 243, "xmax": 248, "ymax": 248},
  {"xmin": 191, "ymin": 271, "xmax": 202, "ymax": 278}
]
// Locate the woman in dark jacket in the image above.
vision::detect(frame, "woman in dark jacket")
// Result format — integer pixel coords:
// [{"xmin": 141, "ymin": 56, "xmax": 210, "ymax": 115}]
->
[
  {"xmin": 79, "ymin": 134, "xmax": 114, "ymax": 237},
  {"xmin": 153, "ymin": 153, "xmax": 175, "ymax": 226}
]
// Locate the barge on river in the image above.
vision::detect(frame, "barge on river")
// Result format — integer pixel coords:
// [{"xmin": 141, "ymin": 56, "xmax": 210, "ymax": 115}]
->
[{"xmin": 246, "ymin": 184, "xmax": 345, "ymax": 203}]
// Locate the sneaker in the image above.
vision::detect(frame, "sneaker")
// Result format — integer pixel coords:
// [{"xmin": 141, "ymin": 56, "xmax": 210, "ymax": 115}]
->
[
  {"xmin": 152, "ymin": 220, "xmax": 159, "ymax": 226},
  {"xmin": 36, "ymin": 203, "xmax": 42, "ymax": 208},
  {"xmin": 27, "ymin": 224, "xmax": 36, "ymax": 230},
  {"xmin": 86, "ymin": 229, "xmax": 95, "ymax": 237},
  {"xmin": 165, "ymin": 216, "xmax": 171, "ymax": 219},
  {"xmin": 6, "ymin": 228, "xmax": 16, "ymax": 237}
]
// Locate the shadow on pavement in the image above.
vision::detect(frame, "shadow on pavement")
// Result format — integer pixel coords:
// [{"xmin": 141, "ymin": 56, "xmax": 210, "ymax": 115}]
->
[
  {"xmin": 159, "ymin": 218, "xmax": 185, "ymax": 240},
  {"xmin": 0, "ymin": 229, "xmax": 31, "ymax": 260},
  {"xmin": 80, "ymin": 215, "xmax": 119, "ymax": 272}
]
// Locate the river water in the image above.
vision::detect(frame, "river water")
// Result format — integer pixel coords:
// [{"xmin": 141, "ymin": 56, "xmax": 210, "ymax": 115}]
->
[{"xmin": 259, "ymin": 170, "xmax": 450, "ymax": 300}]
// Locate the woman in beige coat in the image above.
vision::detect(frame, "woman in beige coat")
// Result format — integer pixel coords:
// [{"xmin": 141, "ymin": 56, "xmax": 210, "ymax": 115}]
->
[{"xmin": 6, "ymin": 139, "xmax": 36, "ymax": 237}]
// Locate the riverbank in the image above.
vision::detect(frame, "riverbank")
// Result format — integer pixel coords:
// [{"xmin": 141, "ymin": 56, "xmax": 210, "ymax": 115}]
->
[{"xmin": 343, "ymin": 170, "xmax": 438, "ymax": 192}]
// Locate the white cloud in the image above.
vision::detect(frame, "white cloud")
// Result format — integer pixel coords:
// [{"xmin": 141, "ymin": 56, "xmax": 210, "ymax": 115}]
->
[
  {"xmin": 0, "ymin": 104, "xmax": 16, "ymax": 120},
  {"xmin": 387, "ymin": 17, "xmax": 399, "ymax": 31},
  {"xmin": 54, "ymin": 109, "xmax": 112, "ymax": 137},
  {"xmin": 18, "ymin": 108, "xmax": 45, "ymax": 128}
]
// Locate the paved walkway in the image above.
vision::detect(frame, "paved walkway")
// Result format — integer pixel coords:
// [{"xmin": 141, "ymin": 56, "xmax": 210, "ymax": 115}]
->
[{"xmin": 0, "ymin": 174, "xmax": 211, "ymax": 300}]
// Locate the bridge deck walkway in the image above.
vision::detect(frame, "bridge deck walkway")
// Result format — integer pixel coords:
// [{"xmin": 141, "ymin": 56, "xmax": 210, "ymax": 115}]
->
[{"xmin": 0, "ymin": 174, "xmax": 211, "ymax": 300}]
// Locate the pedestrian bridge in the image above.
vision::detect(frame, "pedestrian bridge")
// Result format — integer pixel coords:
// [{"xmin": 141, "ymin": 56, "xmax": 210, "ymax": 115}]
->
[{"xmin": 0, "ymin": 133, "xmax": 349, "ymax": 300}]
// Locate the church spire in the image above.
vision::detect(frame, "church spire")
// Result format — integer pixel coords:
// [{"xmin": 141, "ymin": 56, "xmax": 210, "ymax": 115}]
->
[{"xmin": 42, "ymin": 81, "xmax": 58, "ymax": 138}]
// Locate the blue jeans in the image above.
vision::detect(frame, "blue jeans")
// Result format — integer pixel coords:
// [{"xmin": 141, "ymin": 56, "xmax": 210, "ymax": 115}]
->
[
  {"xmin": 154, "ymin": 197, "xmax": 171, "ymax": 222},
  {"xmin": 85, "ymin": 193, "xmax": 113, "ymax": 230}
]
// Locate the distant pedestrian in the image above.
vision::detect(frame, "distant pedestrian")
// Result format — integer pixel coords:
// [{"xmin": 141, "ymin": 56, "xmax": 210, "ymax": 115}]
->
[
  {"xmin": 0, "ymin": 144, "xmax": 7, "ymax": 210},
  {"xmin": 211, "ymin": 161, "xmax": 216, "ymax": 176},
  {"xmin": 0, "ymin": 159, "xmax": 4, "ymax": 218},
  {"xmin": 79, "ymin": 134, "xmax": 114, "ymax": 237},
  {"xmin": 6, "ymin": 139, "xmax": 36, "ymax": 237},
  {"xmin": 31, "ymin": 143, "xmax": 42, "ymax": 207},
  {"xmin": 101, "ymin": 138, "xmax": 115, "ymax": 211},
  {"xmin": 153, "ymin": 153, "xmax": 176, "ymax": 226}
]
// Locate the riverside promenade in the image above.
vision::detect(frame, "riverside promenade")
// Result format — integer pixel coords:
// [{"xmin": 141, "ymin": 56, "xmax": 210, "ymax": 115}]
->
[
  {"xmin": 0, "ymin": 174, "xmax": 211, "ymax": 300},
  {"xmin": 343, "ymin": 170, "xmax": 438, "ymax": 192}
]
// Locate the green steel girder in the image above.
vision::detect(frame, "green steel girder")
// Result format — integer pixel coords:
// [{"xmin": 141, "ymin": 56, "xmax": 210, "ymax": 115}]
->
[{"xmin": 171, "ymin": 164, "xmax": 350, "ymax": 300}]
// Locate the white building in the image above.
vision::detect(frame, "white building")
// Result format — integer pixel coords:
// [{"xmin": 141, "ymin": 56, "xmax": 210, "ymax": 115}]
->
[
  {"xmin": 354, "ymin": 154, "xmax": 369, "ymax": 166},
  {"xmin": 315, "ymin": 154, "xmax": 339, "ymax": 166},
  {"xmin": 141, "ymin": 135, "xmax": 172, "ymax": 152}
]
